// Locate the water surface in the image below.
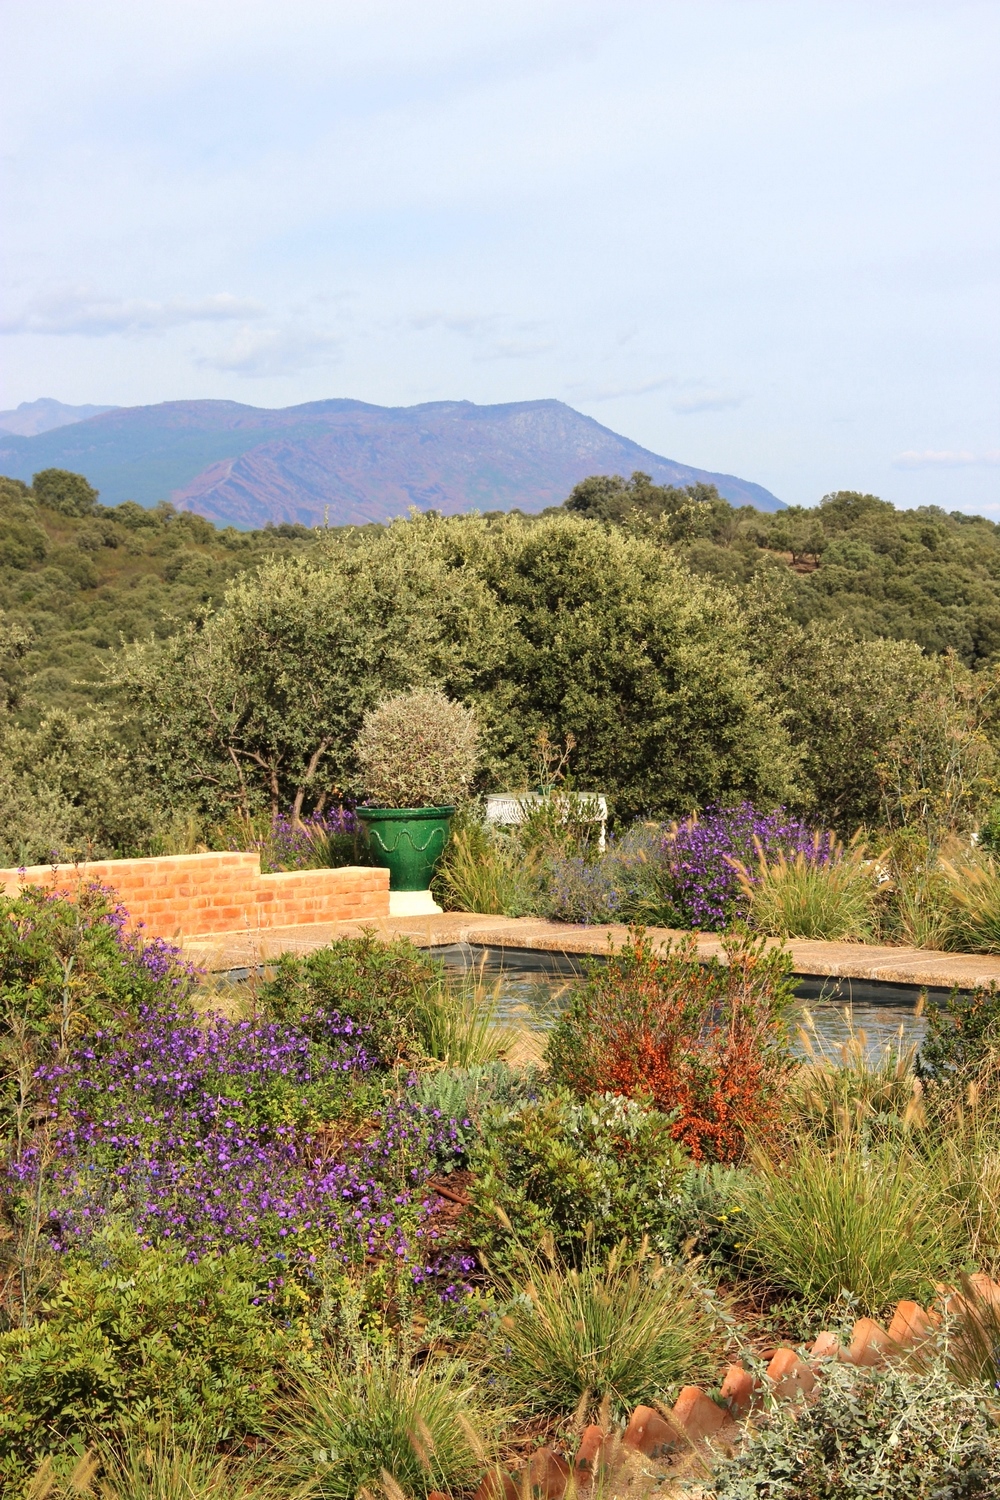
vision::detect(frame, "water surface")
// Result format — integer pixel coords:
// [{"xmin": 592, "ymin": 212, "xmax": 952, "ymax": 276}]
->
[{"xmin": 436, "ymin": 943, "xmax": 932, "ymax": 1061}]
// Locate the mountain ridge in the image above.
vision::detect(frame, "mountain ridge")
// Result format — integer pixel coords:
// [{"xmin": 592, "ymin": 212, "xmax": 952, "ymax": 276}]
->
[
  {"xmin": 0, "ymin": 397, "xmax": 784, "ymax": 526},
  {"xmin": 0, "ymin": 397, "xmax": 119, "ymax": 438}
]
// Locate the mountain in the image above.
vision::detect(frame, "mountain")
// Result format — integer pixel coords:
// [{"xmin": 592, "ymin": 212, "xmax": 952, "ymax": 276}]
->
[
  {"xmin": 0, "ymin": 398, "xmax": 119, "ymax": 438},
  {"xmin": 0, "ymin": 397, "xmax": 784, "ymax": 526}
]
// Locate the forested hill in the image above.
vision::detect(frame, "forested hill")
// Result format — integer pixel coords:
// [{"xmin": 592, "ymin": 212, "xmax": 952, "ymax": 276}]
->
[
  {"xmin": 3, "ymin": 467, "xmax": 1000, "ymax": 729},
  {"xmin": 565, "ymin": 473, "xmax": 1000, "ymax": 664},
  {"xmin": 0, "ymin": 471, "xmax": 318, "ymax": 720}
]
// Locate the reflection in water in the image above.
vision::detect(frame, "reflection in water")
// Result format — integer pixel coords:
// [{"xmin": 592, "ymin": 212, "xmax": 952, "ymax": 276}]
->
[{"xmin": 438, "ymin": 945, "xmax": 930, "ymax": 1061}]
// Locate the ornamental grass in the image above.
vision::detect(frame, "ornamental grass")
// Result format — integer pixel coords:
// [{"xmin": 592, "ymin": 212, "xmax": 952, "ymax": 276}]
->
[
  {"xmin": 736, "ymin": 1133, "xmax": 966, "ymax": 1310},
  {"xmin": 938, "ymin": 855, "xmax": 1000, "ymax": 954},
  {"xmin": 413, "ymin": 970, "xmax": 514, "ymax": 1069},
  {"xmin": 492, "ymin": 1238, "xmax": 725, "ymax": 1420},
  {"xmin": 733, "ymin": 834, "xmax": 880, "ymax": 941},
  {"xmin": 434, "ymin": 824, "xmax": 539, "ymax": 917},
  {"xmin": 277, "ymin": 1344, "xmax": 500, "ymax": 1500}
]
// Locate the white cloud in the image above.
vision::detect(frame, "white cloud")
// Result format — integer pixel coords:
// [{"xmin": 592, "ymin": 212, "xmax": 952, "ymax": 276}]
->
[
  {"xmin": 408, "ymin": 310, "xmax": 492, "ymax": 335},
  {"xmin": 474, "ymin": 338, "xmax": 555, "ymax": 361},
  {"xmin": 672, "ymin": 391, "xmax": 746, "ymax": 415},
  {"xmin": 0, "ymin": 289, "xmax": 264, "ymax": 337},
  {"xmin": 574, "ymin": 376, "xmax": 679, "ymax": 401},
  {"xmin": 197, "ymin": 324, "xmax": 341, "ymax": 377},
  {"xmin": 894, "ymin": 449, "xmax": 1000, "ymax": 469},
  {"xmin": 571, "ymin": 378, "xmax": 746, "ymax": 412}
]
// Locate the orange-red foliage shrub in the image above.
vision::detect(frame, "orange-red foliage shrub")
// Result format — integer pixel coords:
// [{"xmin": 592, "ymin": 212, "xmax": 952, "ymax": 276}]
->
[{"xmin": 545, "ymin": 928, "xmax": 795, "ymax": 1163}]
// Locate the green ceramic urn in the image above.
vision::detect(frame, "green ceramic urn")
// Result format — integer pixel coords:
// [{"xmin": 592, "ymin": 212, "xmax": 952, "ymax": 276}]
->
[{"xmin": 356, "ymin": 805, "xmax": 455, "ymax": 891}]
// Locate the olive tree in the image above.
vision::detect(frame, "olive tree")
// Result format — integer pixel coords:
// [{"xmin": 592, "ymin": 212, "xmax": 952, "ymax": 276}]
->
[{"xmin": 107, "ymin": 521, "xmax": 501, "ymax": 818}]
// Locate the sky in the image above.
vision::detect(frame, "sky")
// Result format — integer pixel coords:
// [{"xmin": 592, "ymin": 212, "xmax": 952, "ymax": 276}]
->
[{"xmin": 1, "ymin": 0, "xmax": 998, "ymax": 512}]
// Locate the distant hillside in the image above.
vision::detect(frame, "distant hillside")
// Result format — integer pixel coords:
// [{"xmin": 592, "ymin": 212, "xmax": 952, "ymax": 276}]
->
[
  {"xmin": 0, "ymin": 397, "xmax": 784, "ymax": 526},
  {"xmin": 0, "ymin": 398, "xmax": 119, "ymax": 437}
]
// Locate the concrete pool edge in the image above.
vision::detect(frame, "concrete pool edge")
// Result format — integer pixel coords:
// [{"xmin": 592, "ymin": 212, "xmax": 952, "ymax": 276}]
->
[{"xmin": 181, "ymin": 912, "xmax": 1000, "ymax": 998}]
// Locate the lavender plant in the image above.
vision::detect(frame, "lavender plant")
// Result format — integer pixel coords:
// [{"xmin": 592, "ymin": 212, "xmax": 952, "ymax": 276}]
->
[
  {"xmin": 226, "ymin": 805, "xmax": 363, "ymax": 873},
  {"xmin": 545, "ymin": 823, "xmax": 682, "ymax": 926}
]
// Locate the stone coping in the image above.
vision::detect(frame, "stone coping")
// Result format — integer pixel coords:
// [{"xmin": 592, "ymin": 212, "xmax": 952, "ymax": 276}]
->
[{"xmin": 180, "ymin": 912, "xmax": 1000, "ymax": 992}]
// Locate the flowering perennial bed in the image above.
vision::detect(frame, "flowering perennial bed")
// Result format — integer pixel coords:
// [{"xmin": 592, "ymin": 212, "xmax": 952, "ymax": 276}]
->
[{"xmin": 8, "ymin": 892, "xmax": 472, "ymax": 1299}]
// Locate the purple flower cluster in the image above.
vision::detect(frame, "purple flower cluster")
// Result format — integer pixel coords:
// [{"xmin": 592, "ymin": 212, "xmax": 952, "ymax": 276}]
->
[
  {"xmin": 12, "ymin": 996, "xmax": 470, "ymax": 1298},
  {"xmin": 547, "ymin": 857, "xmax": 626, "ymax": 925},
  {"xmin": 665, "ymin": 802, "xmax": 831, "ymax": 930},
  {"xmin": 233, "ymin": 807, "xmax": 360, "ymax": 874}
]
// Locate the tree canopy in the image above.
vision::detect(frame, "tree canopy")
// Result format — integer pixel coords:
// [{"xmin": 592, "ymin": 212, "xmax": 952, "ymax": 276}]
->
[{"xmin": 4, "ymin": 467, "xmax": 1000, "ymax": 861}]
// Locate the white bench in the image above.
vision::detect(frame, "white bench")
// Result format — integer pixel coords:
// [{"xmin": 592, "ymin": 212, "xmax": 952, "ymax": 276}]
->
[{"xmin": 485, "ymin": 792, "xmax": 608, "ymax": 851}]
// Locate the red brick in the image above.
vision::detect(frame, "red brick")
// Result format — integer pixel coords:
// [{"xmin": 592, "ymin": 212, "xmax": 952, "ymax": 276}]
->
[
  {"xmin": 809, "ymin": 1331, "xmax": 842, "ymax": 1360},
  {"xmin": 671, "ymin": 1387, "xmax": 727, "ymax": 1441},
  {"xmin": 211, "ymin": 907, "xmax": 244, "ymax": 926},
  {"xmin": 525, "ymin": 1447, "xmax": 570, "ymax": 1500},
  {"xmin": 574, "ymin": 1425, "xmax": 613, "ymax": 1477},
  {"xmin": 472, "ymin": 1470, "xmax": 520, "ymax": 1500},
  {"xmin": 886, "ymin": 1301, "xmax": 937, "ymax": 1348},
  {"xmin": 719, "ymin": 1363, "xmax": 757, "ymax": 1415}
]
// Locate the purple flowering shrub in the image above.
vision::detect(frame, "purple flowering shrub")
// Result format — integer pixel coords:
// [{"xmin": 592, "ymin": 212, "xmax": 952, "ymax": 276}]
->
[
  {"xmin": 1, "ymin": 883, "xmax": 197, "ymax": 1148},
  {"xmin": 229, "ymin": 806, "xmax": 364, "ymax": 873},
  {"xmin": 3, "ymin": 897, "xmax": 473, "ymax": 1306},
  {"xmin": 665, "ymin": 803, "xmax": 832, "ymax": 931},
  {"xmin": 545, "ymin": 824, "xmax": 683, "ymax": 927},
  {"xmin": 19, "ymin": 1024, "xmax": 464, "ymax": 1276}
]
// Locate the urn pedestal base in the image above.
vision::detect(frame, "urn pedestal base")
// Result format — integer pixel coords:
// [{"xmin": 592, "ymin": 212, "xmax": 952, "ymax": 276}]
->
[{"xmin": 388, "ymin": 889, "xmax": 443, "ymax": 917}]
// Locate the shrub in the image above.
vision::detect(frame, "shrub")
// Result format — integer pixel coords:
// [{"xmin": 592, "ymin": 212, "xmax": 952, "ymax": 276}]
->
[
  {"xmin": 26, "ymin": 1019, "xmax": 460, "ymax": 1274},
  {"xmin": 494, "ymin": 1240, "xmax": 724, "ymax": 1420},
  {"xmin": 0, "ymin": 1235, "xmax": 293, "ymax": 1486},
  {"xmin": 709, "ymin": 1357, "xmax": 1000, "ymax": 1499},
  {"xmin": 917, "ymin": 982, "xmax": 1000, "ymax": 1082},
  {"xmin": 32, "ymin": 468, "xmax": 100, "ymax": 517},
  {"xmin": 277, "ymin": 1343, "xmax": 499, "ymax": 1500},
  {"xmin": 412, "ymin": 1063, "xmax": 545, "ymax": 1158},
  {"xmin": 665, "ymin": 803, "xmax": 831, "ymax": 931},
  {"xmin": 978, "ymin": 801, "xmax": 1000, "ymax": 854},
  {"xmin": 667, "ymin": 1163, "xmax": 750, "ymax": 1267},
  {"xmin": 0, "ymin": 885, "xmax": 196, "ymax": 1150},
  {"xmin": 544, "ymin": 824, "xmax": 683, "ymax": 927},
  {"xmin": 259, "ymin": 931, "xmax": 443, "ymax": 1066},
  {"xmin": 736, "ymin": 1136, "xmax": 965, "ymax": 1309},
  {"xmin": 734, "ymin": 837, "xmax": 880, "ymax": 940},
  {"xmin": 546, "ymin": 929, "xmax": 795, "ymax": 1162},
  {"xmin": 354, "ymin": 689, "xmax": 479, "ymax": 808},
  {"xmin": 468, "ymin": 1089, "xmax": 689, "ymax": 1267},
  {"xmin": 13, "ymin": 945, "xmax": 465, "ymax": 1280}
]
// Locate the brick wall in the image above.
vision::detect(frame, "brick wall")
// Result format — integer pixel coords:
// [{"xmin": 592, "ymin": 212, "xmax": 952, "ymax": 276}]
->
[{"xmin": 0, "ymin": 852, "xmax": 389, "ymax": 939}]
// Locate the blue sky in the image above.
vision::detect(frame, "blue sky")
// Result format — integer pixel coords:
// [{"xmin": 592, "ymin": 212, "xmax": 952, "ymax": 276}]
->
[{"xmin": 1, "ymin": 1, "xmax": 997, "ymax": 511}]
